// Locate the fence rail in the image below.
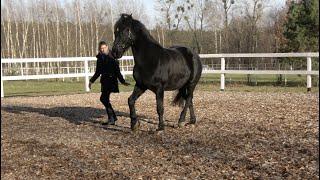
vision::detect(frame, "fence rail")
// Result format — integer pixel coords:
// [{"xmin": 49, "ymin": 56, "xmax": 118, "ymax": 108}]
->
[{"xmin": 1, "ymin": 53, "xmax": 319, "ymax": 97}]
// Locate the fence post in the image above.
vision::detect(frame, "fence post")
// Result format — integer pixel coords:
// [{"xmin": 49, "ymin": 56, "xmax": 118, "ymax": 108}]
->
[
  {"xmin": 221, "ymin": 57, "xmax": 225, "ymax": 91},
  {"xmin": 122, "ymin": 69, "xmax": 126, "ymax": 79},
  {"xmin": 84, "ymin": 59, "xmax": 90, "ymax": 92},
  {"xmin": 1, "ymin": 62, "xmax": 4, "ymax": 98},
  {"xmin": 307, "ymin": 56, "xmax": 312, "ymax": 92},
  {"xmin": 20, "ymin": 62, "xmax": 24, "ymax": 77}
]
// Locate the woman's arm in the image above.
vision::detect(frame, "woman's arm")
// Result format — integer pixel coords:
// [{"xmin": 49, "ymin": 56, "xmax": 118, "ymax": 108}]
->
[{"xmin": 90, "ymin": 59, "xmax": 101, "ymax": 83}]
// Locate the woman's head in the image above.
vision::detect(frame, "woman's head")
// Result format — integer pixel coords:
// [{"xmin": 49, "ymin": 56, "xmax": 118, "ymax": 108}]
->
[{"xmin": 98, "ymin": 41, "xmax": 109, "ymax": 54}]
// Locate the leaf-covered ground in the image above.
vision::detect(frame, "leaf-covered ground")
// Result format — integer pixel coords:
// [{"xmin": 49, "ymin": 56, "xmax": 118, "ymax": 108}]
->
[{"xmin": 1, "ymin": 91, "xmax": 319, "ymax": 179}]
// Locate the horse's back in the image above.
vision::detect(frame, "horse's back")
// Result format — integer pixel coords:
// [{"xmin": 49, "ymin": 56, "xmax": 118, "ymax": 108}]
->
[
  {"xmin": 168, "ymin": 46, "xmax": 194, "ymax": 60},
  {"xmin": 168, "ymin": 46, "xmax": 202, "ymax": 84}
]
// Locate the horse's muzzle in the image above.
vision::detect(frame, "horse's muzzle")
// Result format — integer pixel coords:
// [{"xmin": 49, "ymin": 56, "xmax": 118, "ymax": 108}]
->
[{"xmin": 111, "ymin": 47, "xmax": 123, "ymax": 59}]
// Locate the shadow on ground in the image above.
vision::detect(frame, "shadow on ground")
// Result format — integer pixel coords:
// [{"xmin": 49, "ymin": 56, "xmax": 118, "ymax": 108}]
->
[{"xmin": 1, "ymin": 105, "xmax": 175, "ymax": 131}]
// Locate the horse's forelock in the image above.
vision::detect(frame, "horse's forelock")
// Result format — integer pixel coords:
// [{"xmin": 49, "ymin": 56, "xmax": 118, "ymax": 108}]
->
[
  {"xmin": 121, "ymin": 13, "xmax": 132, "ymax": 19},
  {"xmin": 115, "ymin": 14, "xmax": 133, "ymax": 29}
]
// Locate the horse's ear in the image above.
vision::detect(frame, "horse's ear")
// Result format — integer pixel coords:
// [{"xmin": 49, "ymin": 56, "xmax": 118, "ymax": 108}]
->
[
  {"xmin": 127, "ymin": 14, "xmax": 133, "ymax": 21},
  {"xmin": 127, "ymin": 14, "xmax": 133, "ymax": 23},
  {"xmin": 121, "ymin": 13, "xmax": 132, "ymax": 19}
]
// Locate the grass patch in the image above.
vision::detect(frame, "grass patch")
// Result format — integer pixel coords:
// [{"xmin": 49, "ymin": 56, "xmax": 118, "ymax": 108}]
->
[{"xmin": 2, "ymin": 74, "xmax": 319, "ymax": 97}]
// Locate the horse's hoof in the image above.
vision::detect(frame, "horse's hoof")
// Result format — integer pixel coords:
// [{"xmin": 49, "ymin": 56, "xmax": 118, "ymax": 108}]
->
[
  {"xmin": 178, "ymin": 122, "xmax": 186, "ymax": 128},
  {"xmin": 156, "ymin": 125, "xmax": 165, "ymax": 131},
  {"xmin": 154, "ymin": 129, "xmax": 164, "ymax": 135},
  {"xmin": 131, "ymin": 121, "xmax": 140, "ymax": 131},
  {"xmin": 189, "ymin": 120, "xmax": 196, "ymax": 124},
  {"xmin": 156, "ymin": 128, "xmax": 164, "ymax": 132}
]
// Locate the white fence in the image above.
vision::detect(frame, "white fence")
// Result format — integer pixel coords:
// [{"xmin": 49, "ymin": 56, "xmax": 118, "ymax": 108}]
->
[{"xmin": 1, "ymin": 53, "xmax": 319, "ymax": 97}]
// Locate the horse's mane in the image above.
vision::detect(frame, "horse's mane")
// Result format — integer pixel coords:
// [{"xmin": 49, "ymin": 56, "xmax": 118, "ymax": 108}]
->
[
  {"xmin": 116, "ymin": 14, "xmax": 162, "ymax": 47},
  {"xmin": 132, "ymin": 19, "xmax": 162, "ymax": 47}
]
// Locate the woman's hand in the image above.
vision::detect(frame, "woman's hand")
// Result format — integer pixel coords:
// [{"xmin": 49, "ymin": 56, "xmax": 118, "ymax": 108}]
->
[{"xmin": 122, "ymin": 82, "xmax": 130, "ymax": 86}]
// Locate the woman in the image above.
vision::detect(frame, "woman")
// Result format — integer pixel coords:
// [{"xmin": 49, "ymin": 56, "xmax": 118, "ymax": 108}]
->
[{"xmin": 89, "ymin": 41, "xmax": 130, "ymax": 125}]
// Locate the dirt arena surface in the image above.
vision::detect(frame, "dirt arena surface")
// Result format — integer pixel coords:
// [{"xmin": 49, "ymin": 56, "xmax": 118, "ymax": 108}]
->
[{"xmin": 1, "ymin": 91, "xmax": 319, "ymax": 179}]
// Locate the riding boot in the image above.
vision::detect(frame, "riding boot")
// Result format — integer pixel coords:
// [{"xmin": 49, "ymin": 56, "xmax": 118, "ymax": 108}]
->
[
  {"xmin": 109, "ymin": 103, "xmax": 118, "ymax": 121},
  {"xmin": 102, "ymin": 103, "xmax": 116, "ymax": 125}
]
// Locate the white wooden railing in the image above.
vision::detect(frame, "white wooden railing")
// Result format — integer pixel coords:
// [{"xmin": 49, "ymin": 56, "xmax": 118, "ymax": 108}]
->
[{"xmin": 1, "ymin": 53, "xmax": 319, "ymax": 97}]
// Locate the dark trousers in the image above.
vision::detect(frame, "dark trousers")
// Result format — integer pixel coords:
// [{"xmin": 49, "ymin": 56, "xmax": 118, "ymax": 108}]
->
[{"xmin": 100, "ymin": 91, "xmax": 117, "ymax": 121}]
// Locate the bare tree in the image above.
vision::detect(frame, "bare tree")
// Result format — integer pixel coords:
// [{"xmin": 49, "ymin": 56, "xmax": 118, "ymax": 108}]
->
[
  {"xmin": 156, "ymin": 0, "xmax": 189, "ymax": 46},
  {"xmin": 222, "ymin": 0, "xmax": 236, "ymax": 27},
  {"xmin": 183, "ymin": 0, "xmax": 218, "ymax": 53},
  {"xmin": 243, "ymin": 0, "xmax": 269, "ymax": 53},
  {"xmin": 75, "ymin": 0, "xmax": 83, "ymax": 56},
  {"xmin": 1, "ymin": 2, "xmax": 11, "ymax": 58},
  {"xmin": 0, "ymin": 0, "xmax": 286, "ymax": 65},
  {"xmin": 221, "ymin": 0, "xmax": 236, "ymax": 53},
  {"xmin": 113, "ymin": 0, "xmax": 148, "ymax": 25},
  {"xmin": 54, "ymin": 0, "xmax": 62, "ymax": 57},
  {"xmin": 157, "ymin": 0, "xmax": 174, "ymax": 30}
]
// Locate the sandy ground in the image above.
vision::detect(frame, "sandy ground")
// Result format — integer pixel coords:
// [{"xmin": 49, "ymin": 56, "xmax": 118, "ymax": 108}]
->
[{"xmin": 1, "ymin": 91, "xmax": 319, "ymax": 179}]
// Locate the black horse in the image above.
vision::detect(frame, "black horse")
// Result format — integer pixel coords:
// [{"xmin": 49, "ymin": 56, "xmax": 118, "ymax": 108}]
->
[{"xmin": 112, "ymin": 14, "xmax": 202, "ymax": 131}]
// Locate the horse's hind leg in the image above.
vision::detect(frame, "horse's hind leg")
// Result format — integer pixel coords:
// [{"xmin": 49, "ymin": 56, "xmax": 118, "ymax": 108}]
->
[
  {"xmin": 188, "ymin": 84, "xmax": 197, "ymax": 124},
  {"xmin": 189, "ymin": 98, "xmax": 196, "ymax": 124},
  {"xmin": 178, "ymin": 98, "xmax": 191, "ymax": 127},
  {"xmin": 128, "ymin": 85, "xmax": 146, "ymax": 131},
  {"xmin": 178, "ymin": 85, "xmax": 195, "ymax": 127}
]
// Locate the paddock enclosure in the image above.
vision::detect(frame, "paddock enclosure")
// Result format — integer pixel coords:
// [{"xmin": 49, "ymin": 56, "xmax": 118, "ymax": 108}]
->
[
  {"xmin": 1, "ymin": 91, "xmax": 318, "ymax": 179},
  {"xmin": 2, "ymin": 53, "xmax": 319, "ymax": 97}
]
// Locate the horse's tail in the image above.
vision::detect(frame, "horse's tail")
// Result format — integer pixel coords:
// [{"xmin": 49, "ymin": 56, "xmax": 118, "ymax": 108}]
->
[{"xmin": 172, "ymin": 87, "xmax": 187, "ymax": 107}]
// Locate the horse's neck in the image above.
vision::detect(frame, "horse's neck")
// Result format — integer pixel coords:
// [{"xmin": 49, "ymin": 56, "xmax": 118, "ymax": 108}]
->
[{"xmin": 131, "ymin": 34, "xmax": 162, "ymax": 66}]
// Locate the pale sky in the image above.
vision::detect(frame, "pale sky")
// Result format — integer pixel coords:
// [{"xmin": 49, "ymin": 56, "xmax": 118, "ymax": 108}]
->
[
  {"xmin": 142, "ymin": 0, "xmax": 287, "ymax": 28},
  {"xmin": 2, "ymin": 0, "xmax": 287, "ymax": 28}
]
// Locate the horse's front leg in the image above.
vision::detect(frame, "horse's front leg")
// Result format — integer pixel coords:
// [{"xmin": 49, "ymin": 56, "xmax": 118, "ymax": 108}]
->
[
  {"xmin": 128, "ymin": 85, "xmax": 145, "ymax": 131},
  {"xmin": 156, "ymin": 88, "xmax": 165, "ymax": 131}
]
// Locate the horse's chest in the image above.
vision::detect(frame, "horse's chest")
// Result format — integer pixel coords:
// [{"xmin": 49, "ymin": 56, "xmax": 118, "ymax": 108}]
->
[{"xmin": 133, "ymin": 68, "xmax": 150, "ymax": 85}]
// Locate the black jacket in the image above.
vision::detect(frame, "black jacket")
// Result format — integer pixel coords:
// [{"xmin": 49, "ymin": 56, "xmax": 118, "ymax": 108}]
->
[{"xmin": 90, "ymin": 52, "xmax": 125, "ymax": 92}]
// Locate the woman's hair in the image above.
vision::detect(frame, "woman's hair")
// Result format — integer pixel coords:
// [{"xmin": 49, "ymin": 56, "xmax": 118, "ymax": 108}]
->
[{"xmin": 98, "ymin": 41, "xmax": 108, "ymax": 50}]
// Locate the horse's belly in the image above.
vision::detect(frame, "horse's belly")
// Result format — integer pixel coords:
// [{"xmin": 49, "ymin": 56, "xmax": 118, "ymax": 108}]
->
[
  {"xmin": 133, "ymin": 62, "xmax": 191, "ymax": 91},
  {"xmin": 163, "ymin": 72, "xmax": 190, "ymax": 90}
]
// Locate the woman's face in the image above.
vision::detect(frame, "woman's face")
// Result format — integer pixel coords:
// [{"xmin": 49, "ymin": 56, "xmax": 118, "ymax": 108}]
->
[{"xmin": 100, "ymin": 44, "xmax": 109, "ymax": 54}]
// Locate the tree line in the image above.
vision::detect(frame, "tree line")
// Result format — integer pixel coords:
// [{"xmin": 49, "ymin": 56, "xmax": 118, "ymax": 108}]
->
[{"xmin": 1, "ymin": 0, "xmax": 318, "ymax": 71}]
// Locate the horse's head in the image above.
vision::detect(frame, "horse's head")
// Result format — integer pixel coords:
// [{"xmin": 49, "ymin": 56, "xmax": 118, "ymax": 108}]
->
[{"xmin": 111, "ymin": 13, "xmax": 136, "ymax": 59}]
